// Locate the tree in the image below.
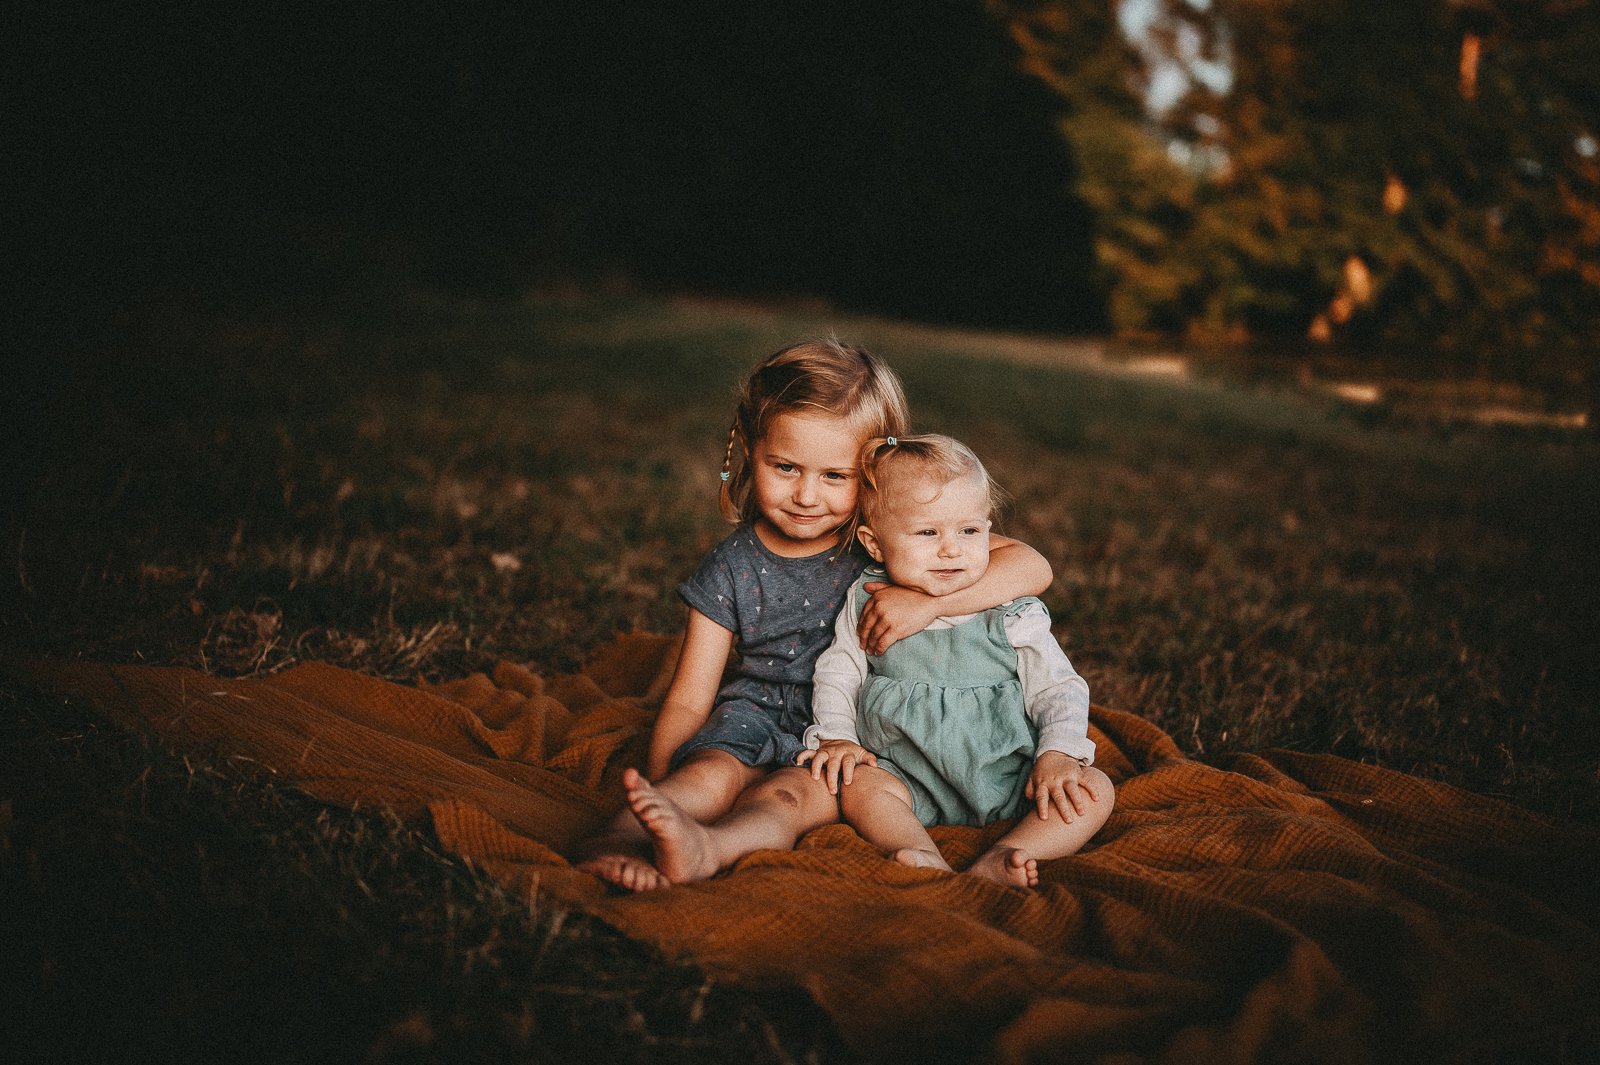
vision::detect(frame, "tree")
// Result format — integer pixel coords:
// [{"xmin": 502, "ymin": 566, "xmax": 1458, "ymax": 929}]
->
[
  {"xmin": 1163, "ymin": 0, "xmax": 1600, "ymax": 368},
  {"xmin": 1004, "ymin": 0, "xmax": 1599, "ymax": 374},
  {"xmin": 993, "ymin": 0, "xmax": 1205, "ymax": 336}
]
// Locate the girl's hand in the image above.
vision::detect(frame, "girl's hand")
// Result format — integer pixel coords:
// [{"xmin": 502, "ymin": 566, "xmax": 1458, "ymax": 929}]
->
[
  {"xmin": 857, "ymin": 583, "xmax": 940, "ymax": 655},
  {"xmin": 796, "ymin": 740, "xmax": 878, "ymax": 794},
  {"xmin": 1025, "ymin": 751, "xmax": 1101, "ymax": 822}
]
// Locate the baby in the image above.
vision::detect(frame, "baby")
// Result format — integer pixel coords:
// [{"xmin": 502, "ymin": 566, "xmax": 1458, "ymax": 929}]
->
[{"xmin": 799, "ymin": 434, "xmax": 1114, "ymax": 888}]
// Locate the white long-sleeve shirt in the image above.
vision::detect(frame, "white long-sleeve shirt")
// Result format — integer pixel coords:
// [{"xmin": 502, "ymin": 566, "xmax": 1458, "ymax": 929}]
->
[{"xmin": 804, "ymin": 588, "xmax": 1096, "ymax": 766}]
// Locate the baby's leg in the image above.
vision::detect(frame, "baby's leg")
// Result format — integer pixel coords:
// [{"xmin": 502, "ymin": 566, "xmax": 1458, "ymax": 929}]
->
[
  {"xmin": 575, "ymin": 752, "xmax": 757, "ymax": 890},
  {"xmin": 840, "ymin": 765, "xmax": 951, "ymax": 872},
  {"xmin": 968, "ymin": 767, "xmax": 1115, "ymax": 889}
]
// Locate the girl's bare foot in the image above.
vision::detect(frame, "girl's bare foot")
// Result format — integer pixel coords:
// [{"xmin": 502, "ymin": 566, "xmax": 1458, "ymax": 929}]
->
[
  {"xmin": 625, "ymin": 768, "xmax": 720, "ymax": 884},
  {"xmin": 967, "ymin": 845, "xmax": 1038, "ymax": 889},
  {"xmin": 575, "ymin": 850, "xmax": 668, "ymax": 892},
  {"xmin": 892, "ymin": 846, "xmax": 953, "ymax": 872}
]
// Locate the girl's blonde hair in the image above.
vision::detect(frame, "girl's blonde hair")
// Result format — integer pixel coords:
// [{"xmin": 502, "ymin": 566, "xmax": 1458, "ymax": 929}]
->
[
  {"xmin": 719, "ymin": 337, "xmax": 910, "ymax": 523},
  {"xmin": 857, "ymin": 433, "xmax": 1005, "ymax": 530}
]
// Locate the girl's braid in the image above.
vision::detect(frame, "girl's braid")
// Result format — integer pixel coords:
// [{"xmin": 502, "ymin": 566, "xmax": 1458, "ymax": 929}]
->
[{"xmin": 720, "ymin": 421, "xmax": 740, "ymax": 482}]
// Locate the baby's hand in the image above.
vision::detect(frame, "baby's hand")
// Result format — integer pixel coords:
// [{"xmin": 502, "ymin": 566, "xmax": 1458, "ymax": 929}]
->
[
  {"xmin": 796, "ymin": 739, "xmax": 877, "ymax": 794},
  {"xmin": 1025, "ymin": 751, "xmax": 1100, "ymax": 822},
  {"xmin": 857, "ymin": 583, "xmax": 941, "ymax": 655}
]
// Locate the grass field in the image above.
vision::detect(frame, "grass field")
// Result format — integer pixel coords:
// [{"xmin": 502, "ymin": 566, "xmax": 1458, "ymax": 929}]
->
[{"xmin": 5, "ymin": 266, "xmax": 1597, "ymax": 1062}]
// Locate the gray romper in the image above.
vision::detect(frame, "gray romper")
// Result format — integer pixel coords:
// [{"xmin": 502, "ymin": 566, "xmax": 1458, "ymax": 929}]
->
[{"xmin": 674, "ymin": 525, "xmax": 867, "ymax": 770}]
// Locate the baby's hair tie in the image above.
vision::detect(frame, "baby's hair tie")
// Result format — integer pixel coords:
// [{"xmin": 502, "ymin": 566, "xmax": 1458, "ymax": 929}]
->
[{"xmin": 886, "ymin": 436, "xmax": 897, "ymax": 446}]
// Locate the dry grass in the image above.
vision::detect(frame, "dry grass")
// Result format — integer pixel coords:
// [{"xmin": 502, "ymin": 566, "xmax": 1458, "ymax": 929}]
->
[
  {"xmin": 1, "ymin": 688, "xmax": 849, "ymax": 1064},
  {"xmin": 3, "ymin": 275, "xmax": 1596, "ymax": 1062}
]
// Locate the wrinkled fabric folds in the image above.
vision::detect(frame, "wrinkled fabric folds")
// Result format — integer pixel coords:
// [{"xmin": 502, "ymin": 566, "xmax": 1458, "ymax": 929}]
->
[{"xmin": 13, "ymin": 633, "xmax": 1597, "ymax": 1064}]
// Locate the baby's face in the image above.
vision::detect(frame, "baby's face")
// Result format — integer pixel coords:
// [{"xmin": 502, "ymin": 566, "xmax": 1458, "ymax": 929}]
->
[{"xmin": 858, "ymin": 471, "xmax": 991, "ymax": 598}]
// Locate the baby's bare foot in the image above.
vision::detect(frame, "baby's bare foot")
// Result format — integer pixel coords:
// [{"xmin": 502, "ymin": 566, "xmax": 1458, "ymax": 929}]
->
[
  {"xmin": 625, "ymin": 768, "xmax": 720, "ymax": 884},
  {"xmin": 967, "ymin": 845, "xmax": 1038, "ymax": 889},
  {"xmin": 892, "ymin": 847, "xmax": 953, "ymax": 872}
]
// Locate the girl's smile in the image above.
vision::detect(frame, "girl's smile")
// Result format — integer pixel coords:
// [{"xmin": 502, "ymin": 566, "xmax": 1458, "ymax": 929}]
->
[{"xmin": 749, "ymin": 410, "xmax": 862, "ymax": 557}]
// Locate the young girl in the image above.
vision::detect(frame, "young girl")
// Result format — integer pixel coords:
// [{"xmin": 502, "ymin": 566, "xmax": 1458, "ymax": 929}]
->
[
  {"xmin": 798, "ymin": 434, "xmax": 1114, "ymax": 890},
  {"xmin": 575, "ymin": 339, "xmax": 1055, "ymax": 891}
]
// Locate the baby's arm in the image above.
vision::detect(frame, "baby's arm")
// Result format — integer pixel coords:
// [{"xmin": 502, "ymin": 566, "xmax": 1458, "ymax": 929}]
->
[
  {"xmin": 799, "ymin": 593, "xmax": 876, "ymax": 792},
  {"xmin": 1010, "ymin": 602, "xmax": 1094, "ymax": 764},
  {"xmin": 645, "ymin": 609, "xmax": 736, "ymax": 779},
  {"xmin": 857, "ymin": 534, "xmax": 1053, "ymax": 654},
  {"xmin": 1009, "ymin": 602, "xmax": 1103, "ymax": 819},
  {"xmin": 1026, "ymin": 751, "xmax": 1102, "ymax": 822}
]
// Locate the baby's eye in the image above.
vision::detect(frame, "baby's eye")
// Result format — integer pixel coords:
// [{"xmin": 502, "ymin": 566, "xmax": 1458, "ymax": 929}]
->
[
  {"xmin": 961, "ymin": 527, "xmax": 982, "ymax": 535},
  {"xmin": 915, "ymin": 529, "xmax": 938, "ymax": 537}
]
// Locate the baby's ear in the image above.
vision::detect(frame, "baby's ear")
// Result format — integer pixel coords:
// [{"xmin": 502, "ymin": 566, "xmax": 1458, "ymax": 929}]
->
[{"xmin": 856, "ymin": 526, "xmax": 885, "ymax": 563}]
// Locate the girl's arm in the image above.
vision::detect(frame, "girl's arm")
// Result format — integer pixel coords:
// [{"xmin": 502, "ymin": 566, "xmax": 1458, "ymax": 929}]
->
[
  {"xmin": 857, "ymin": 534, "xmax": 1053, "ymax": 655},
  {"xmin": 646, "ymin": 608, "xmax": 735, "ymax": 779}
]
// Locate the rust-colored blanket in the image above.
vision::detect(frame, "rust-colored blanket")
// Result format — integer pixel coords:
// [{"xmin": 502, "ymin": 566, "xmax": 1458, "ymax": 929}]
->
[{"xmin": 14, "ymin": 634, "xmax": 1598, "ymax": 1063}]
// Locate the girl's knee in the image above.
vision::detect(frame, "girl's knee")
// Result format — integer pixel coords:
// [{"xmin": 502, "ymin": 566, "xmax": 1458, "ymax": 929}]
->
[
  {"xmin": 746, "ymin": 766, "xmax": 839, "ymax": 819},
  {"xmin": 672, "ymin": 750, "xmax": 759, "ymax": 806}
]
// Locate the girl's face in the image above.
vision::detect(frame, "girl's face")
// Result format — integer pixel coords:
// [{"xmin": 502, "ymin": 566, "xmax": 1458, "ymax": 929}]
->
[
  {"xmin": 748, "ymin": 410, "xmax": 863, "ymax": 556},
  {"xmin": 857, "ymin": 471, "xmax": 991, "ymax": 597}
]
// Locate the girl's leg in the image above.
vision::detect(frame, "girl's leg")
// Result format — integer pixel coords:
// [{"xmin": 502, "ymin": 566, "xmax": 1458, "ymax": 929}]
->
[
  {"xmin": 838, "ymin": 765, "xmax": 952, "ymax": 871},
  {"xmin": 651, "ymin": 750, "xmax": 767, "ymax": 819},
  {"xmin": 968, "ymin": 767, "xmax": 1115, "ymax": 889},
  {"xmin": 575, "ymin": 751, "xmax": 760, "ymax": 891},
  {"xmin": 624, "ymin": 764, "xmax": 840, "ymax": 884}
]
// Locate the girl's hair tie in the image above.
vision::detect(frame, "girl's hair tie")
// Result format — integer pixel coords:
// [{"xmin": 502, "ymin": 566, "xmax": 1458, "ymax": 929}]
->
[
  {"xmin": 885, "ymin": 436, "xmax": 897, "ymax": 446},
  {"xmin": 719, "ymin": 471, "xmax": 731, "ymax": 481}
]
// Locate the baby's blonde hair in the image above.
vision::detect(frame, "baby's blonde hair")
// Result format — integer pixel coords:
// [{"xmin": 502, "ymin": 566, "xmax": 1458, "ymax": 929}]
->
[
  {"xmin": 719, "ymin": 337, "xmax": 910, "ymax": 524},
  {"xmin": 857, "ymin": 433, "xmax": 1004, "ymax": 530}
]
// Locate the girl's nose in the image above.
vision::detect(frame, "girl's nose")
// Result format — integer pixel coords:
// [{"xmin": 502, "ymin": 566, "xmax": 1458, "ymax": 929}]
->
[{"xmin": 792, "ymin": 476, "xmax": 819, "ymax": 506}]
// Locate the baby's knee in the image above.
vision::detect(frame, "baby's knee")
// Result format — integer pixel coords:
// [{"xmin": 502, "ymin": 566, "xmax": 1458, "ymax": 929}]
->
[
  {"xmin": 1085, "ymin": 766, "xmax": 1115, "ymax": 812},
  {"xmin": 840, "ymin": 765, "xmax": 910, "ymax": 812},
  {"xmin": 837, "ymin": 782, "xmax": 870, "ymax": 820}
]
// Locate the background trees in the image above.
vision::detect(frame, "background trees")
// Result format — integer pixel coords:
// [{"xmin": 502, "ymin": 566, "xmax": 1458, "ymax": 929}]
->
[
  {"xmin": 17, "ymin": 1, "xmax": 1599, "ymax": 375},
  {"xmin": 1010, "ymin": 0, "xmax": 1600, "ymax": 375}
]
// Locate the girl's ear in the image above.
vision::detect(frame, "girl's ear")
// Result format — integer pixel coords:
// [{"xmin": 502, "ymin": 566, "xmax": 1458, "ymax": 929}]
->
[{"xmin": 856, "ymin": 525, "xmax": 885, "ymax": 563}]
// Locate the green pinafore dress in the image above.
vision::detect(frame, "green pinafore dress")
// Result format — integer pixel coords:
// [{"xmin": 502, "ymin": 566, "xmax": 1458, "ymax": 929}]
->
[{"xmin": 854, "ymin": 574, "xmax": 1040, "ymax": 828}]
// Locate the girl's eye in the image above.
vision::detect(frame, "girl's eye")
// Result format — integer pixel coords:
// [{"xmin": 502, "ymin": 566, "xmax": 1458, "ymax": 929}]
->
[
  {"xmin": 774, "ymin": 463, "xmax": 796, "ymax": 473},
  {"xmin": 823, "ymin": 471, "xmax": 849, "ymax": 482}
]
